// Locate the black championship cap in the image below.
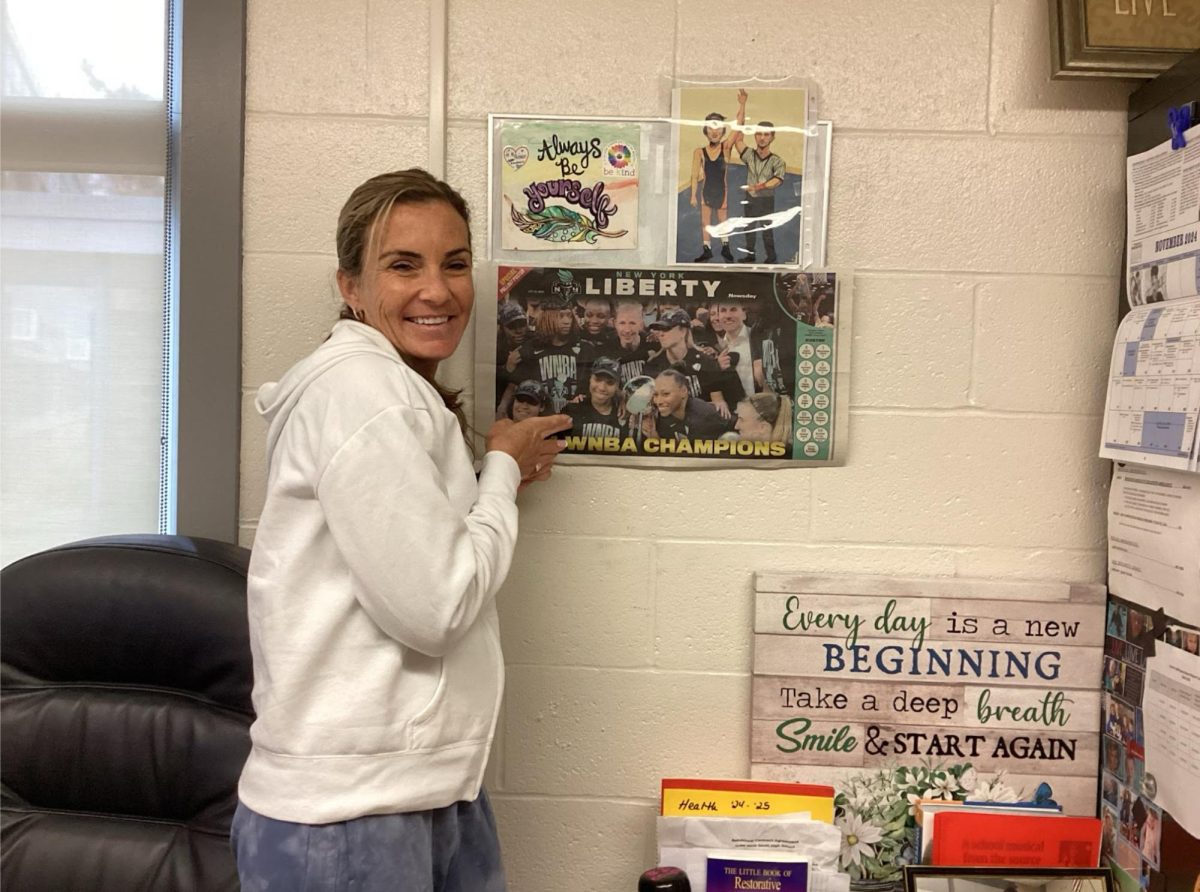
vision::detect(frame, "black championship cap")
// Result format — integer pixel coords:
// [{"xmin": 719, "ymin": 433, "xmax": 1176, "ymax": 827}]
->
[
  {"xmin": 648, "ymin": 308, "xmax": 691, "ymax": 331},
  {"xmin": 498, "ymin": 302, "xmax": 526, "ymax": 325},
  {"xmin": 590, "ymin": 356, "xmax": 620, "ymax": 380},
  {"xmin": 513, "ymin": 380, "xmax": 545, "ymax": 403}
]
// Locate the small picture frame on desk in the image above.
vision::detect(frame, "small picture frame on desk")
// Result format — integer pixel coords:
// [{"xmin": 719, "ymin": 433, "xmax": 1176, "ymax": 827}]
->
[{"xmin": 905, "ymin": 867, "xmax": 1114, "ymax": 892}]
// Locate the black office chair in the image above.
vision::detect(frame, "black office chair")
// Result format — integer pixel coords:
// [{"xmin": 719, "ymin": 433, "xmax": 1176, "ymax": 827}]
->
[{"xmin": 1, "ymin": 534, "xmax": 254, "ymax": 891}]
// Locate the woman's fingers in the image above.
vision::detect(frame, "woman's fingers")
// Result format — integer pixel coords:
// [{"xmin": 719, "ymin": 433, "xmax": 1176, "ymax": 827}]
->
[
  {"xmin": 518, "ymin": 414, "xmax": 572, "ymax": 441},
  {"xmin": 487, "ymin": 414, "xmax": 571, "ymax": 481}
]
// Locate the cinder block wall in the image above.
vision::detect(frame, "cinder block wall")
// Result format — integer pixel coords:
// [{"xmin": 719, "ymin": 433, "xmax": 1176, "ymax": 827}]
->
[{"xmin": 239, "ymin": 1, "xmax": 1130, "ymax": 888}]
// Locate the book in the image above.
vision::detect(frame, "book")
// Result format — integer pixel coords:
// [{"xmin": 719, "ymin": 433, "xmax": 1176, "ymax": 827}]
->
[
  {"xmin": 660, "ymin": 779, "xmax": 835, "ymax": 823},
  {"xmin": 705, "ymin": 850, "xmax": 808, "ymax": 892},
  {"xmin": 930, "ymin": 811, "xmax": 1102, "ymax": 867},
  {"xmin": 914, "ymin": 799, "xmax": 1064, "ymax": 863}
]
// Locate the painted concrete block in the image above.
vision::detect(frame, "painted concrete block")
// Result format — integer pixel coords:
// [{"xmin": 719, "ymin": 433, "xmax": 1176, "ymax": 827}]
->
[
  {"xmin": 678, "ymin": 0, "xmax": 991, "ymax": 132},
  {"xmin": 811, "ymin": 413, "xmax": 1109, "ymax": 547},
  {"xmin": 242, "ymin": 252, "xmax": 341, "ymax": 386},
  {"xmin": 502, "ymin": 666, "xmax": 750, "ymax": 797},
  {"xmin": 445, "ymin": 125, "xmax": 489, "ymax": 256},
  {"xmin": 366, "ymin": 0, "xmax": 432, "ymax": 116},
  {"xmin": 243, "ymin": 116, "xmax": 429, "ymax": 254},
  {"xmin": 446, "ymin": 0, "xmax": 676, "ymax": 118},
  {"xmin": 953, "ymin": 546, "xmax": 1107, "ymax": 583},
  {"xmin": 515, "ymin": 465, "xmax": 812, "ymax": 542},
  {"xmin": 850, "ymin": 274, "xmax": 975, "ymax": 408},
  {"xmin": 973, "ymin": 276, "xmax": 1116, "ymax": 414},
  {"xmin": 827, "ymin": 134, "xmax": 1125, "ymax": 275},
  {"xmin": 499, "ymin": 536, "xmax": 655, "ymax": 668},
  {"xmin": 246, "ymin": 0, "xmax": 370, "ymax": 115}
]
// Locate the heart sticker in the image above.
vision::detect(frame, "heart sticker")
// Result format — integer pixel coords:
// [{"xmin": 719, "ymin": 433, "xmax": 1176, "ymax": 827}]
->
[{"xmin": 502, "ymin": 146, "xmax": 529, "ymax": 170}]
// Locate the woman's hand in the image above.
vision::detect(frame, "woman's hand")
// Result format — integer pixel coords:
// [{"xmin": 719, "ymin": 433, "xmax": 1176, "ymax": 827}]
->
[{"xmin": 486, "ymin": 414, "xmax": 572, "ymax": 487}]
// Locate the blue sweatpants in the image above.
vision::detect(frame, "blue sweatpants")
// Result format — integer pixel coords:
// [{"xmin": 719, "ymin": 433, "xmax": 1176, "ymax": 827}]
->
[{"xmin": 230, "ymin": 792, "xmax": 507, "ymax": 892}]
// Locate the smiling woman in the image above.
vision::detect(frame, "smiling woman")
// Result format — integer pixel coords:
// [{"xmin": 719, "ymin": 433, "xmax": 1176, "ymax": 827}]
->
[
  {"xmin": 335, "ymin": 175, "xmax": 474, "ymax": 377},
  {"xmin": 337, "ymin": 201, "xmax": 475, "ymax": 378},
  {"xmin": 232, "ymin": 169, "xmax": 571, "ymax": 892}
]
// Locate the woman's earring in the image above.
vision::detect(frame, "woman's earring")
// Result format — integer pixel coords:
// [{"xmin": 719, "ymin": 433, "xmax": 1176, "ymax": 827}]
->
[{"xmin": 353, "ymin": 308, "xmax": 366, "ymax": 322}]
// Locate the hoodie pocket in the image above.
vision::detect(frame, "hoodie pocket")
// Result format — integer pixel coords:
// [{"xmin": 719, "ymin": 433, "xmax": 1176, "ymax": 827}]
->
[{"xmin": 411, "ymin": 614, "xmax": 502, "ymax": 747}]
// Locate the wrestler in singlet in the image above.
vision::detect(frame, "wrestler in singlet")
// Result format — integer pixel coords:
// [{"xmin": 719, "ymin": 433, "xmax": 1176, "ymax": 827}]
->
[{"xmin": 701, "ymin": 146, "xmax": 727, "ymax": 210}]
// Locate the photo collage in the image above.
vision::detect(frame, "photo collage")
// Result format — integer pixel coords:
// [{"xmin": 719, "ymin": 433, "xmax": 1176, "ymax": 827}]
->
[{"xmin": 1099, "ymin": 599, "xmax": 1197, "ymax": 887}]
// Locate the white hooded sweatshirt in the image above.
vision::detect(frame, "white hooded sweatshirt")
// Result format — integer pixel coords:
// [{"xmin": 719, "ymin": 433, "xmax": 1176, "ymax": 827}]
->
[{"xmin": 238, "ymin": 320, "xmax": 521, "ymax": 823}]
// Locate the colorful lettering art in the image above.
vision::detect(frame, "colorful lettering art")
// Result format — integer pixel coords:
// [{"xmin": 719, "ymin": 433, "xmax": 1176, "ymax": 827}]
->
[{"xmin": 499, "ymin": 121, "xmax": 640, "ymax": 251}]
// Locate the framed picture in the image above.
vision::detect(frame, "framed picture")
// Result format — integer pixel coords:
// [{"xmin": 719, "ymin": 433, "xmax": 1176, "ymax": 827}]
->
[
  {"xmin": 669, "ymin": 84, "xmax": 812, "ymax": 268},
  {"xmin": 1050, "ymin": 0, "xmax": 1200, "ymax": 79},
  {"xmin": 905, "ymin": 868, "xmax": 1114, "ymax": 892}
]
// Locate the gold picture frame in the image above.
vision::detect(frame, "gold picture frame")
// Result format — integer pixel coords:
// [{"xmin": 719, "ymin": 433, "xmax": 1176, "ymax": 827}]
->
[{"xmin": 1051, "ymin": 0, "xmax": 1200, "ymax": 79}]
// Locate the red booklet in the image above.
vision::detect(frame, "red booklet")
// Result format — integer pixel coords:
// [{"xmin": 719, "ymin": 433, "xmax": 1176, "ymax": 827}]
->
[{"xmin": 931, "ymin": 812, "xmax": 1101, "ymax": 866}]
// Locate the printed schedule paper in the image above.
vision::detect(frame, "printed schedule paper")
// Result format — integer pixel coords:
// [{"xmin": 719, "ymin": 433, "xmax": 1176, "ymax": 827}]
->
[
  {"xmin": 1142, "ymin": 643, "xmax": 1200, "ymax": 838},
  {"xmin": 1100, "ymin": 295, "xmax": 1200, "ymax": 472},
  {"xmin": 1126, "ymin": 122, "xmax": 1200, "ymax": 306},
  {"xmin": 1107, "ymin": 463, "xmax": 1200, "ymax": 626}
]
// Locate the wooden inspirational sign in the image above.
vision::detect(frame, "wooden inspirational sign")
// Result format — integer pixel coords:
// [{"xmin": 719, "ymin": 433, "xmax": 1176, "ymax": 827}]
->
[{"xmin": 751, "ymin": 574, "xmax": 1105, "ymax": 823}]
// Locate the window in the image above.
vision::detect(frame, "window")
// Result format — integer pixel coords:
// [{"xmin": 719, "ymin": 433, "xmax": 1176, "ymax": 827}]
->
[{"xmin": 0, "ymin": 0, "xmax": 244, "ymax": 565}]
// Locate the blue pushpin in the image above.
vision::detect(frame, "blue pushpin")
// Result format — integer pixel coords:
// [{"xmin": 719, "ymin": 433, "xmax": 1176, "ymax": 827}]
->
[{"xmin": 1169, "ymin": 104, "xmax": 1192, "ymax": 149}]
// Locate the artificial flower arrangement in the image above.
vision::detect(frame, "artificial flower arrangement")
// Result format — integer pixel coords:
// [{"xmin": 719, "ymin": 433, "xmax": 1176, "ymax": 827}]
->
[{"xmin": 834, "ymin": 762, "xmax": 1026, "ymax": 889}]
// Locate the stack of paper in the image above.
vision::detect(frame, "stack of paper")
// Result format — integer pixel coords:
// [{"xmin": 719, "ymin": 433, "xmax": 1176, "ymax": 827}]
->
[
  {"xmin": 915, "ymin": 799, "xmax": 1064, "ymax": 864},
  {"xmin": 659, "ymin": 778, "xmax": 835, "ymax": 823},
  {"xmin": 655, "ymin": 779, "xmax": 846, "ymax": 892},
  {"xmin": 929, "ymin": 811, "xmax": 1101, "ymax": 867}
]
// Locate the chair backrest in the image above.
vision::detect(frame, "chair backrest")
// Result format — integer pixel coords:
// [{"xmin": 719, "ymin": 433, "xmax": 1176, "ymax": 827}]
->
[{"xmin": 1, "ymin": 534, "xmax": 254, "ymax": 892}]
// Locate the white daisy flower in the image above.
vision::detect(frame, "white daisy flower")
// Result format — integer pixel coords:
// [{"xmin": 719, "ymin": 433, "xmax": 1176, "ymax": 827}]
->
[{"xmin": 838, "ymin": 812, "xmax": 884, "ymax": 869}]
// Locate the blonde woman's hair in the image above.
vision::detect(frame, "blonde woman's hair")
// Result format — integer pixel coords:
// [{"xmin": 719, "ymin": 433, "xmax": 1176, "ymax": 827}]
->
[{"xmin": 336, "ymin": 168, "xmax": 471, "ymax": 280}]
